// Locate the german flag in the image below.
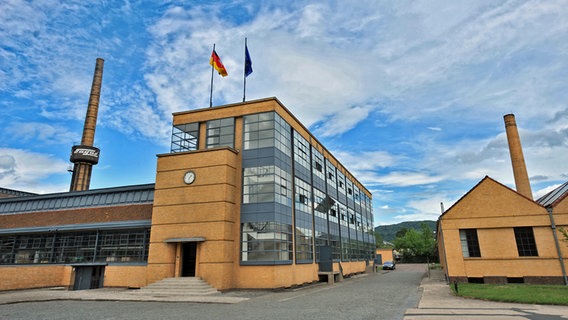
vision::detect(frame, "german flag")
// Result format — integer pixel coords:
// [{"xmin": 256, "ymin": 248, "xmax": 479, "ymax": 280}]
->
[{"xmin": 210, "ymin": 50, "xmax": 228, "ymax": 77}]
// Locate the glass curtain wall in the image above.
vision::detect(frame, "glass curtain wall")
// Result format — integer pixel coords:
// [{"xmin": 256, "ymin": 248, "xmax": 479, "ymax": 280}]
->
[
  {"xmin": 240, "ymin": 111, "xmax": 375, "ymax": 265},
  {"xmin": 241, "ymin": 112, "xmax": 293, "ymax": 264}
]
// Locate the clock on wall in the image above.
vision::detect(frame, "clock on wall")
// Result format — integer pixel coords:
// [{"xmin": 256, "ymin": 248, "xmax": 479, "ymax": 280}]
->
[{"xmin": 183, "ymin": 170, "xmax": 196, "ymax": 185}]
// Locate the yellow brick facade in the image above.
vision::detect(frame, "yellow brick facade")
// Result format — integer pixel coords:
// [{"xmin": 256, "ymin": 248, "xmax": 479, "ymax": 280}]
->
[
  {"xmin": 0, "ymin": 98, "xmax": 373, "ymax": 291},
  {"xmin": 438, "ymin": 176, "xmax": 568, "ymax": 284},
  {"xmin": 148, "ymin": 97, "xmax": 372, "ymax": 290}
]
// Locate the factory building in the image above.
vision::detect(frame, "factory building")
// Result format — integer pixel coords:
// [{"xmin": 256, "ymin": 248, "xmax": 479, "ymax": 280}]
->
[
  {"xmin": 437, "ymin": 114, "xmax": 568, "ymax": 285},
  {"xmin": 0, "ymin": 94, "xmax": 375, "ymax": 290}
]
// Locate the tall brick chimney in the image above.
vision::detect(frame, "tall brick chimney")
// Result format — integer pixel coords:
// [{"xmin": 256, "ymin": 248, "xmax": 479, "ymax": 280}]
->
[
  {"xmin": 504, "ymin": 114, "xmax": 533, "ymax": 199},
  {"xmin": 69, "ymin": 58, "xmax": 104, "ymax": 192}
]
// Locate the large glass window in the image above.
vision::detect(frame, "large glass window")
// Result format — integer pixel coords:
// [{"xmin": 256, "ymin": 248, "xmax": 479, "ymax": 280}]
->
[
  {"xmin": 326, "ymin": 162, "xmax": 336, "ymax": 185},
  {"xmin": 294, "ymin": 177, "xmax": 313, "ymax": 263},
  {"xmin": 54, "ymin": 233, "xmax": 97, "ymax": 263},
  {"xmin": 337, "ymin": 171, "xmax": 346, "ymax": 196},
  {"xmin": 171, "ymin": 122, "xmax": 199, "ymax": 152},
  {"xmin": 96, "ymin": 230, "xmax": 149, "ymax": 262},
  {"xmin": 312, "ymin": 149, "xmax": 325, "ymax": 181},
  {"xmin": 206, "ymin": 117, "xmax": 234, "ymax": 148},
  {"xmin": 460, "ymin": 229, "xmax": 481, "ymax": 258},
  {"xmin": 514, "ymin": 227, "xmax": 538, "ymax": 257},
  {"xmin": 241, "ymin": 222, "xmax": 293, "ymax": 262},
  {"xmin": 293, "ymin": 131, "xmax": 310, "ymax": 170},
  {"xmin": 243, "ymin": 112, "xmax": 291, "ymax": 154},
  {"xmin": 0, "ymin": 229, "xmax": 150, "ymax": 265},
  {"xmin": 242, "ymin": 165, "xmax": 292, "ymax": 206}
]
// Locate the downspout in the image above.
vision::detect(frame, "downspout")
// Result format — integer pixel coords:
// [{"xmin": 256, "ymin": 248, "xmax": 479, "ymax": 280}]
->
[
  {"xmin": 439, "ymin": 202, "xmax": 450, "ymax": 284},
  {"xmin": 546, "ymin": 206, "xmax": 568, "ymax": 285}
]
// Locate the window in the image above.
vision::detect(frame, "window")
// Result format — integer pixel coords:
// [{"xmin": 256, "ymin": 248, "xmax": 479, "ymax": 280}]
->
[
  {"xmin": 293, "ymin": 131, "xmax": 310, "ymax": 170},
  {"xmin": 294, "ymin": 178, "xmax": 313, "ymax": 263},
  {"xmin": 241, "ymin": 222, "xmax": 293, "ymax": 263},
  {"xmin": 514, "ymin": 227, "xmax": 538, "ymax": 257},
  {"xmin": 206, "ymin": 118, "xmax": 234, "ymax": 149},
  {"xmin": 242, "ymin": 165, "xmax": 292, "ymax": 206},
  {"xmin": 171, "ymin": 122, "xmax": 199, "ymax": 152},
  {"xmin": 243, "ymin": 112, "xmax": 291, "ymax": 154},
  {"xmin": 0, "ymin": 229, "xmax": 150, "ymax": 265},
  {"xmin": 460, "ymin": 229, "xmax": 481, "ymax": 257},
  {"xmin": 315, "ymin": 162, "xmax": 322, "ymax": 172},
  {"xmin": 330, "ymin": 208, "xmax": 337, "ymax": 217},
  {"xmin": 326, "ymin": 162, "xmax": 336, "ymax": 185}
]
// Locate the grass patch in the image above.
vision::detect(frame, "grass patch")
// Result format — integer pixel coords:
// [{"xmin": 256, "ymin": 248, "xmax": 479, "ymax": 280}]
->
[{"xmin": 453, "ymin": 283, "xmax": 568, "ymax": 305}]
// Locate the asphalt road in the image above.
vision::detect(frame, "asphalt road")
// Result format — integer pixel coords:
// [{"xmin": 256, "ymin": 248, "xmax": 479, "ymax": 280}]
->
[{"xmin": 0, "ymin": 264, "xmax": 427, "ymax": 320}]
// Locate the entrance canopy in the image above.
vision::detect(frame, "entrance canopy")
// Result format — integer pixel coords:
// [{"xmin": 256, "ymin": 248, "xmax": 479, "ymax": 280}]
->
[{"xmin": 164, "ymin": 237, "xmax": 205, "ymax": 243}]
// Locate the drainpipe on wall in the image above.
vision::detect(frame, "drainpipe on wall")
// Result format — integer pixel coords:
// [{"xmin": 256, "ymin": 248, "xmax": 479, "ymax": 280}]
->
[
  {"xmin": 439, "ymin": 202, "xmax": 450, "ymax": 284},
  {"xmin": 546, "ymin": 207, "xmax": 568, "ymax": 286}
]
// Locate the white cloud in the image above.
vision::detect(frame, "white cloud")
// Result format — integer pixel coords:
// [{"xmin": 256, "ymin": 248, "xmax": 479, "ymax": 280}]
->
[
  {"xmin": 333, "ymin": 150, "xmax": 396, "ymax": 171},
  {"xmin": 6, "ymin": 122, "xmax": 79, "ymax": 145},
  {"xmin": 0, "ymin": 148, "xmax": 68, "ymax": 193},
  {"xmin": 374, "ymin": 171, "xmax": 445, "ymax": 187},
  {"xmin": 533, "ymin": 184, "xmax": 562, "ymax": 200},
  {"xmin": 314, "ymin": 105, "xmax": 374, "ymax": 137},
  {"xmin": 393, "ymin": 213, "xmax": 441, "ymax": 223}
]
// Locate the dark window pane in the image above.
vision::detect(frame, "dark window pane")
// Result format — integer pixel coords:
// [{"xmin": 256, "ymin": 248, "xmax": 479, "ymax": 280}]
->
[{"xmin": 514, "ymin": 227, "xmax": 538, "ymax": 257}]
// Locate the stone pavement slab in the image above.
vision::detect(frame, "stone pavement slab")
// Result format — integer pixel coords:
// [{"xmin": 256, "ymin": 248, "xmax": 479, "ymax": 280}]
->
[
  {"xmin": 404, "ymin": 269, "xmax": 568, "ymax": 319},
  {"xmin": 0, "ymin": 287, "xmax": 248, "ymax": 305}
]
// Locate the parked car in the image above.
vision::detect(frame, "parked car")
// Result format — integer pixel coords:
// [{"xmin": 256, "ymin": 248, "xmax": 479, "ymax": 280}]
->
[{"xmin": 382, "ymin": 261, "xmax": 396, "ymax": 270}]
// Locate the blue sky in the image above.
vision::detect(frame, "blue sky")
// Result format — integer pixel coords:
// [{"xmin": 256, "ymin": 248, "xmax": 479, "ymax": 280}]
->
[{"xmin": 1, "ymin": 0, "xmax": 568, "ymax": 226}]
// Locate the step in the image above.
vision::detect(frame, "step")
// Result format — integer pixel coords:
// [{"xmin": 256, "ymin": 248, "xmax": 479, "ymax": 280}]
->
[{"xmin": 136, "ymin": 277, "xmax": 219, "ymax": 296}]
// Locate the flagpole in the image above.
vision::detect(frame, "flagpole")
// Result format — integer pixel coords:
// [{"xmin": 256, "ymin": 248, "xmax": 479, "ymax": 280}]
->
[
  {"xmin": 243, "ymin": 38, "xmax": 247, "ymax": 102},
  {"xmin": 210, "ymin": 43, "xmax": 215, "ymax": 108}
]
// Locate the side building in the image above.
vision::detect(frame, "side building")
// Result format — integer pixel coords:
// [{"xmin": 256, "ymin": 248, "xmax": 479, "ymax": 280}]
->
[
  {"xmin": 0, "ymin": 97, "xmax": 375, "ymax": 291},
  {"xmin": 0, "ymin": 184, "xmax": 154, "ymax": 290},
  {"xmin": 437, "ymin": 177, "xmax": 568, "ymax": 285},
  {"xmin": 437, "ymin": 114, "xmax": 568, "ymax": 285}
]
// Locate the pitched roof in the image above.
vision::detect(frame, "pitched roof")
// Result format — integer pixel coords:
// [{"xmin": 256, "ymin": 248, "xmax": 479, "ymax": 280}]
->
[
  {"xmin": 0, "ymin": 187, "xmax": 37, "ymax": 198},
  {"xmin": 438, "ymin": 176, "xmax": 541, "ymax": 220},
  {"xmin": 536, "ymin": 181, "xmax": 568, "ymax": 208},
  {"xmin": 0, "ymin": 183, "xmax": 154, "ymax": 215}
]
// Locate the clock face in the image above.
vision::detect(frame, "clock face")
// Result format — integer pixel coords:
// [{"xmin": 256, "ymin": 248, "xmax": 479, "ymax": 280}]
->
[{"xmin": 183, "ymin": 171, "xmax": 196, "ymax": 184}]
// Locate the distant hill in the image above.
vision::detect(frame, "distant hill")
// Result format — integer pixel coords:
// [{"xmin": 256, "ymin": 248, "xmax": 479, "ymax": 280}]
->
[{"xmin": 375, "ymin": 220, "xmax": 436, "ymax": 242}]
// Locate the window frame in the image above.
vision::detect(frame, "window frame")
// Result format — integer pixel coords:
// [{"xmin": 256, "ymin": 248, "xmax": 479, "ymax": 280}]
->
[
  {"xmin": 459, "ymin": 229, "xmax": 481, "ymax": 258},
  {"xmin": 514, "ymin": 227, "xmax": 539, "ymax": 257}
]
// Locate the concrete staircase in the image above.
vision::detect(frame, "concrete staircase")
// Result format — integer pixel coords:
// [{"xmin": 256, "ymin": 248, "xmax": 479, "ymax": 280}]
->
[{"xmin": 135, "ymin": 277, "xmax": 219, "ymax": 296}]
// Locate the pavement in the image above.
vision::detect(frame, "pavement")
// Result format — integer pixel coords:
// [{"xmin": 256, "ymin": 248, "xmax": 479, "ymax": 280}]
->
[
  {"xmin": 0, "ymin": 286, "xmax": 249, "ymax": 305},
  {"xmin": 0, "ymin": 269, "xmax": 567, "ymax": 319},
  {"xmin": 404, "ymin": 269, "xmax": 568, "ymax": 319}
]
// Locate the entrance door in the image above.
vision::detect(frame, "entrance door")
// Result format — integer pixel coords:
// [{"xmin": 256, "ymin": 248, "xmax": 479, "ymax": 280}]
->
[
  {"xmin": 73, "ymin": 266, "xmax": 105, "ymax": 290},
  {"xmin": 181, "ymin": 242, "xmax": 197, "ymax": 277},
  {"xmin": 318, "ymin": 245, "xmax": 333, "ymax": 272}
]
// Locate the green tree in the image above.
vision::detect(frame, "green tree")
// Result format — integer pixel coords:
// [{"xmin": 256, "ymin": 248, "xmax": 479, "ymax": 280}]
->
[
  {"xmin": 375, "ymin": 231, "xmax": 384, "ymax": 248},
  {"xmin": 396, "ymin": 227, "xmax": 409, "ymax": 238},
  {"xmin": 559, "ymin": 227, "xmax": 568, "ymax": 244},
  {"xmin": 375, "ymin": 231, "xmax": 393, "ymax": 249},
  {"xmin": 393, "ymin": 223, "xmax": 437, "ymax": 263}
]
